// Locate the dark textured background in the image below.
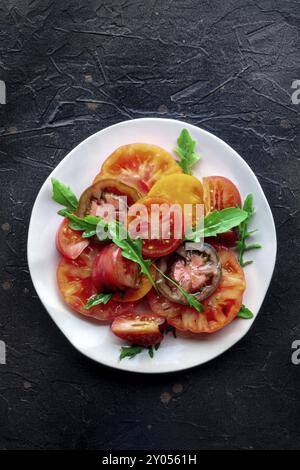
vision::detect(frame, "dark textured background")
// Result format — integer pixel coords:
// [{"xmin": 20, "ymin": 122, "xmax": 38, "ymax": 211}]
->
[{"xmin": 0, "ymin": 0, "xmax": 299, "ymax": 450}]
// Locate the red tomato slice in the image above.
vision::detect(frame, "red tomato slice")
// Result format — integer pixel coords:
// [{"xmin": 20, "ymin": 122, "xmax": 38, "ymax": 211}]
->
[
  {"xmin": 128, "ymin": 196, "xmax": 183, "ymax": 258},
  {"xmin": 147, "ymin": 290, "xmax": 182, "ymax": 319},
  {"xmin": 57, "ymin": 244, "xmax": 137, "ymax": 321},
  {"xmin": 96, "ymin": 143, "xmax": 182, "ymax": 194},
  {"xmin": 111, "ymin": 313, "xmax": 165, "ymax": 346},
  {"xmin": 56, "ymin": 218, "xmax": 89, "ymax": 260},
  {"xmin": 203, "ymin": 176, "xmax": 241, "ymax": 213},
  {"xmin": 148, "ymin": 248, "xmax": 245, "ymax": 334},
  {"xmin": 92, "ymin": 243, "xmax": 139, "ymax": 291}
]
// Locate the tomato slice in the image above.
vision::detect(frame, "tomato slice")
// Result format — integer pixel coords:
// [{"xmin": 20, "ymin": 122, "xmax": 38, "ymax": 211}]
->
[
  {"xmin": 95, "ymin": 143, "xmax": 182, "ymax": 194},
  {"xmin": 127, "ymin": 196, "xmax": 183, "ymax": 258},
  {"xmin": 77, "ymin": 177, "xmax": 141, "ymax": 218},
  {"xmin": 149, "ymin": 174, "xmax": 203, "ymax": 208},
  {"xmin": 111, "ymin": 313, "xmax": 165, "ymax": 346},
  {"xmin": 203, "ymin": 176, "xmax": 241, "ymax": 213},
  {"xmin": 57, "ymin": 245, "xmax": 137, "ymax": 321},
  {"xmin": 148, "ymin": 290, "xmax": 183, "ymax": 319},
  {"xmin": 113, "ymin": 265, "xmax": 156, "ymax": 303},
  {"xmin": 92, "ymin": 243, "xmax": 139, "ymax": 292},
  {"xmin": 56, "ymin": 218, "xmax": 89, "ymax": 260},
  {"xmin": 148, "ymin": 248, "xmax": 245, "ymax": 333}
]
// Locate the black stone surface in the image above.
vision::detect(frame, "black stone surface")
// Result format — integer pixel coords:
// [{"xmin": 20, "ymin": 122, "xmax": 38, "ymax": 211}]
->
[{"xmin": 0, "ymin": 0, "xmax": 300, "ymax": 450}]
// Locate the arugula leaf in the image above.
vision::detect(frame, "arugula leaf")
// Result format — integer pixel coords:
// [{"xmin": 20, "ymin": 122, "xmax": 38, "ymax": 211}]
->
[
  {"xmin": 237, "ymin": 194, "xmax": 262, "ymax": 267},
  {"xmin": 204, "ymin": 208, "xmax": 248, "ymax": 237},
  {"xmin": 61, "ymin": 211, "xmax": 94, "ymax": 230},
  {"xmin": 84, "ymin": 293, "xmax": 112, "ymax": 310},
  {"xmin": 148, "ymin": 346, "xmax": 154, "ymax": 358},
  {"xmin": 186, "ymin": 207, "xmax": 248, "ymax": 242},
  {"xmin": 165, "ymin": 325, "xmax": 177, "ymax": 338},
  {"xmin": 82, "ymin": 229, "xmax": 97, "ymax": 238},
  {"xmin": 174, "ymin": 128, "xmax": 200, "ymax": 175},
  {"xmin": 119, "ymin": 345, "xmax": 144, "ymax": 360},
  {"xmin": 119, "ymin": 344, "xmax": 158, "ymax": 360},
  {"xmin": 59, "ymin": 210, "xmax": 100, "ymax": 238},
  {"xmin": 237, "ymin": 305, "xmax": 254, "ymax": 319},
  {"xmin": 51, "ymin": 178, "xmax": 78, "ymax": 211},
  {"xmin": 186, "ymin": 294, "xmax": 204, "ymax": 312},
  {"xmin": 154, "ymin": 265, "xmax": 204, "ymax": 312}
]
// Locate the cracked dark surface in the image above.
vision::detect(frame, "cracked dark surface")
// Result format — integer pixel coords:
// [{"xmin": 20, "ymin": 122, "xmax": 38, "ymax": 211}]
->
[{"xmin": 0, "ymin": 0, "xmax": 300, "ymax": 450}]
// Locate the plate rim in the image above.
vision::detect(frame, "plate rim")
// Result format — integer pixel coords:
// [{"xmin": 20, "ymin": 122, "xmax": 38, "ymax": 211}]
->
[{"xmin": 27, "ymin": 117, "xmax": 277, "ymax": 374}]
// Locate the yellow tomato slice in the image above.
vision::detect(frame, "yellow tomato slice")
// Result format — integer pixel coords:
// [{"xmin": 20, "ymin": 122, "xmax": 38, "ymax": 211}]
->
[
  {"xmin": 148, "ymin": 174, "xmax": 203, "ymax": 207},
  {"xmin": 149, "ymin": 174, "xmax": 204, "ymax": 228},
  {"xmin": 148, "ymin": 174, "xmax": 203, "ymax": 228},
  {"xmin": 94, "ymin": 143, "xmax": 182, "ymax": 195}
]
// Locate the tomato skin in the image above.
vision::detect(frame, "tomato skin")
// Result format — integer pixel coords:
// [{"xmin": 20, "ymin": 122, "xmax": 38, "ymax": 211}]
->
[
  {"xmin": 56, "ymin": 218, "xmax": 89, "ymax": 260},
  {"xmin": 92, "ymin": 244, "xmax": 139, "ymax": 292},
  {"xmin": 128, "ymin": 196, "xmax": 183, "ymax": 258},
  {"xmin": 57, "ymin": 244, "xmax": 138, "ymax": 321},
  {"xmin": 112, "ymin": 265, "xmax": 157, "ymax": 302},
  {"xmin": 203, "ymin": 176, "xmax": 241, "ymax": 213},
  {"xmin": 97, "ymin": 143, "xmax": 182, "ymax": 195},
  {"xmin": 77, "ymin": 177, "xmax": 141, "ymax": 218},
  {"xmin": 148, "ymin": 248, "xmax": 245, "ymax": 334},
  {"xmin": 111, "ymin": 313, "xmax": 165, "ymax": 346},
  {"xmin": 148, "ymin": 290, "xmax": 182, "ymax": 319},
  {"xmin": 206, "ymin": 229, "xmax": 238, "ymax": 248}
]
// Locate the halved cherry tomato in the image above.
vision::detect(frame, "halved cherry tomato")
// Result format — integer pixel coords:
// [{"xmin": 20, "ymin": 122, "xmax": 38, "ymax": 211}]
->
[
  {"xmin": 203, "ymin": 176, "xmax": 241, "ymax": 213},
  {"xmin": 127, "ymin": 196, "xmax": 183, "ymax": 258},
  {"xmin": 113, "ymin": 265, "xmax": 156, "ymax": 303},
  {"xmin": 148, "ymin": 248, "xmax": 245, "ymax": 334},
  {"xmin": 56, "ymin": 218, "xmax": 89, "ymax": 260},
  {"xmin": 57, "ymin": 244, "xmax": 137, "ymax": 321},
  {"xmin": 111, "ymin": 313, "xmax": 165, "ymax": 346},
  {"xmin": 95, "ymin": 143, "xmax": 182, "ymax": 194},
  {"xmin": 77, "ymin": 177, "xmax": 141, "ymax": 218},
  {"xmin": 92, "ymin": 244, "xmax": 139, "ymax": 292}
]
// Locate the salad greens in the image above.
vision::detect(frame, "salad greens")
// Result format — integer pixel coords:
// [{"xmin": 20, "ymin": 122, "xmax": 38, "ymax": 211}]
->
[
  {"xmin": 237, "ymin": 305, "xmax": 254, "ymax": 319},
  {"xmin": 51, "ymin": 178, "xmax": 78, "ymax": 211},
  {"xmin": 119, "ymin": 345, "xmax": 144, "ymax": 360},
  {"xmin": 119, "ymin": 345, "xmax": 157, "ymax": 360},
  {"xmin": 84, "ymin": 293, "xmax": 112, "ymax": 310},
  {"xmin": 236, "ymin": 194, "xmax": 261, "ymax": 267},
  {"xmin": 185, "ymin": 207, "xmax": 248, "ymax": 242},
  {"xmin": 174, "ymin": 128, "xmax": 200, "ymax": 175}
]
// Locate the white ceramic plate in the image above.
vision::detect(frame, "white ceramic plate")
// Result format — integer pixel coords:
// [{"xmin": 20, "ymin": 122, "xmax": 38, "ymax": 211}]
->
[{"xmin": 27, "ymin": 118, "xmax": 276, "ymax": 373}]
